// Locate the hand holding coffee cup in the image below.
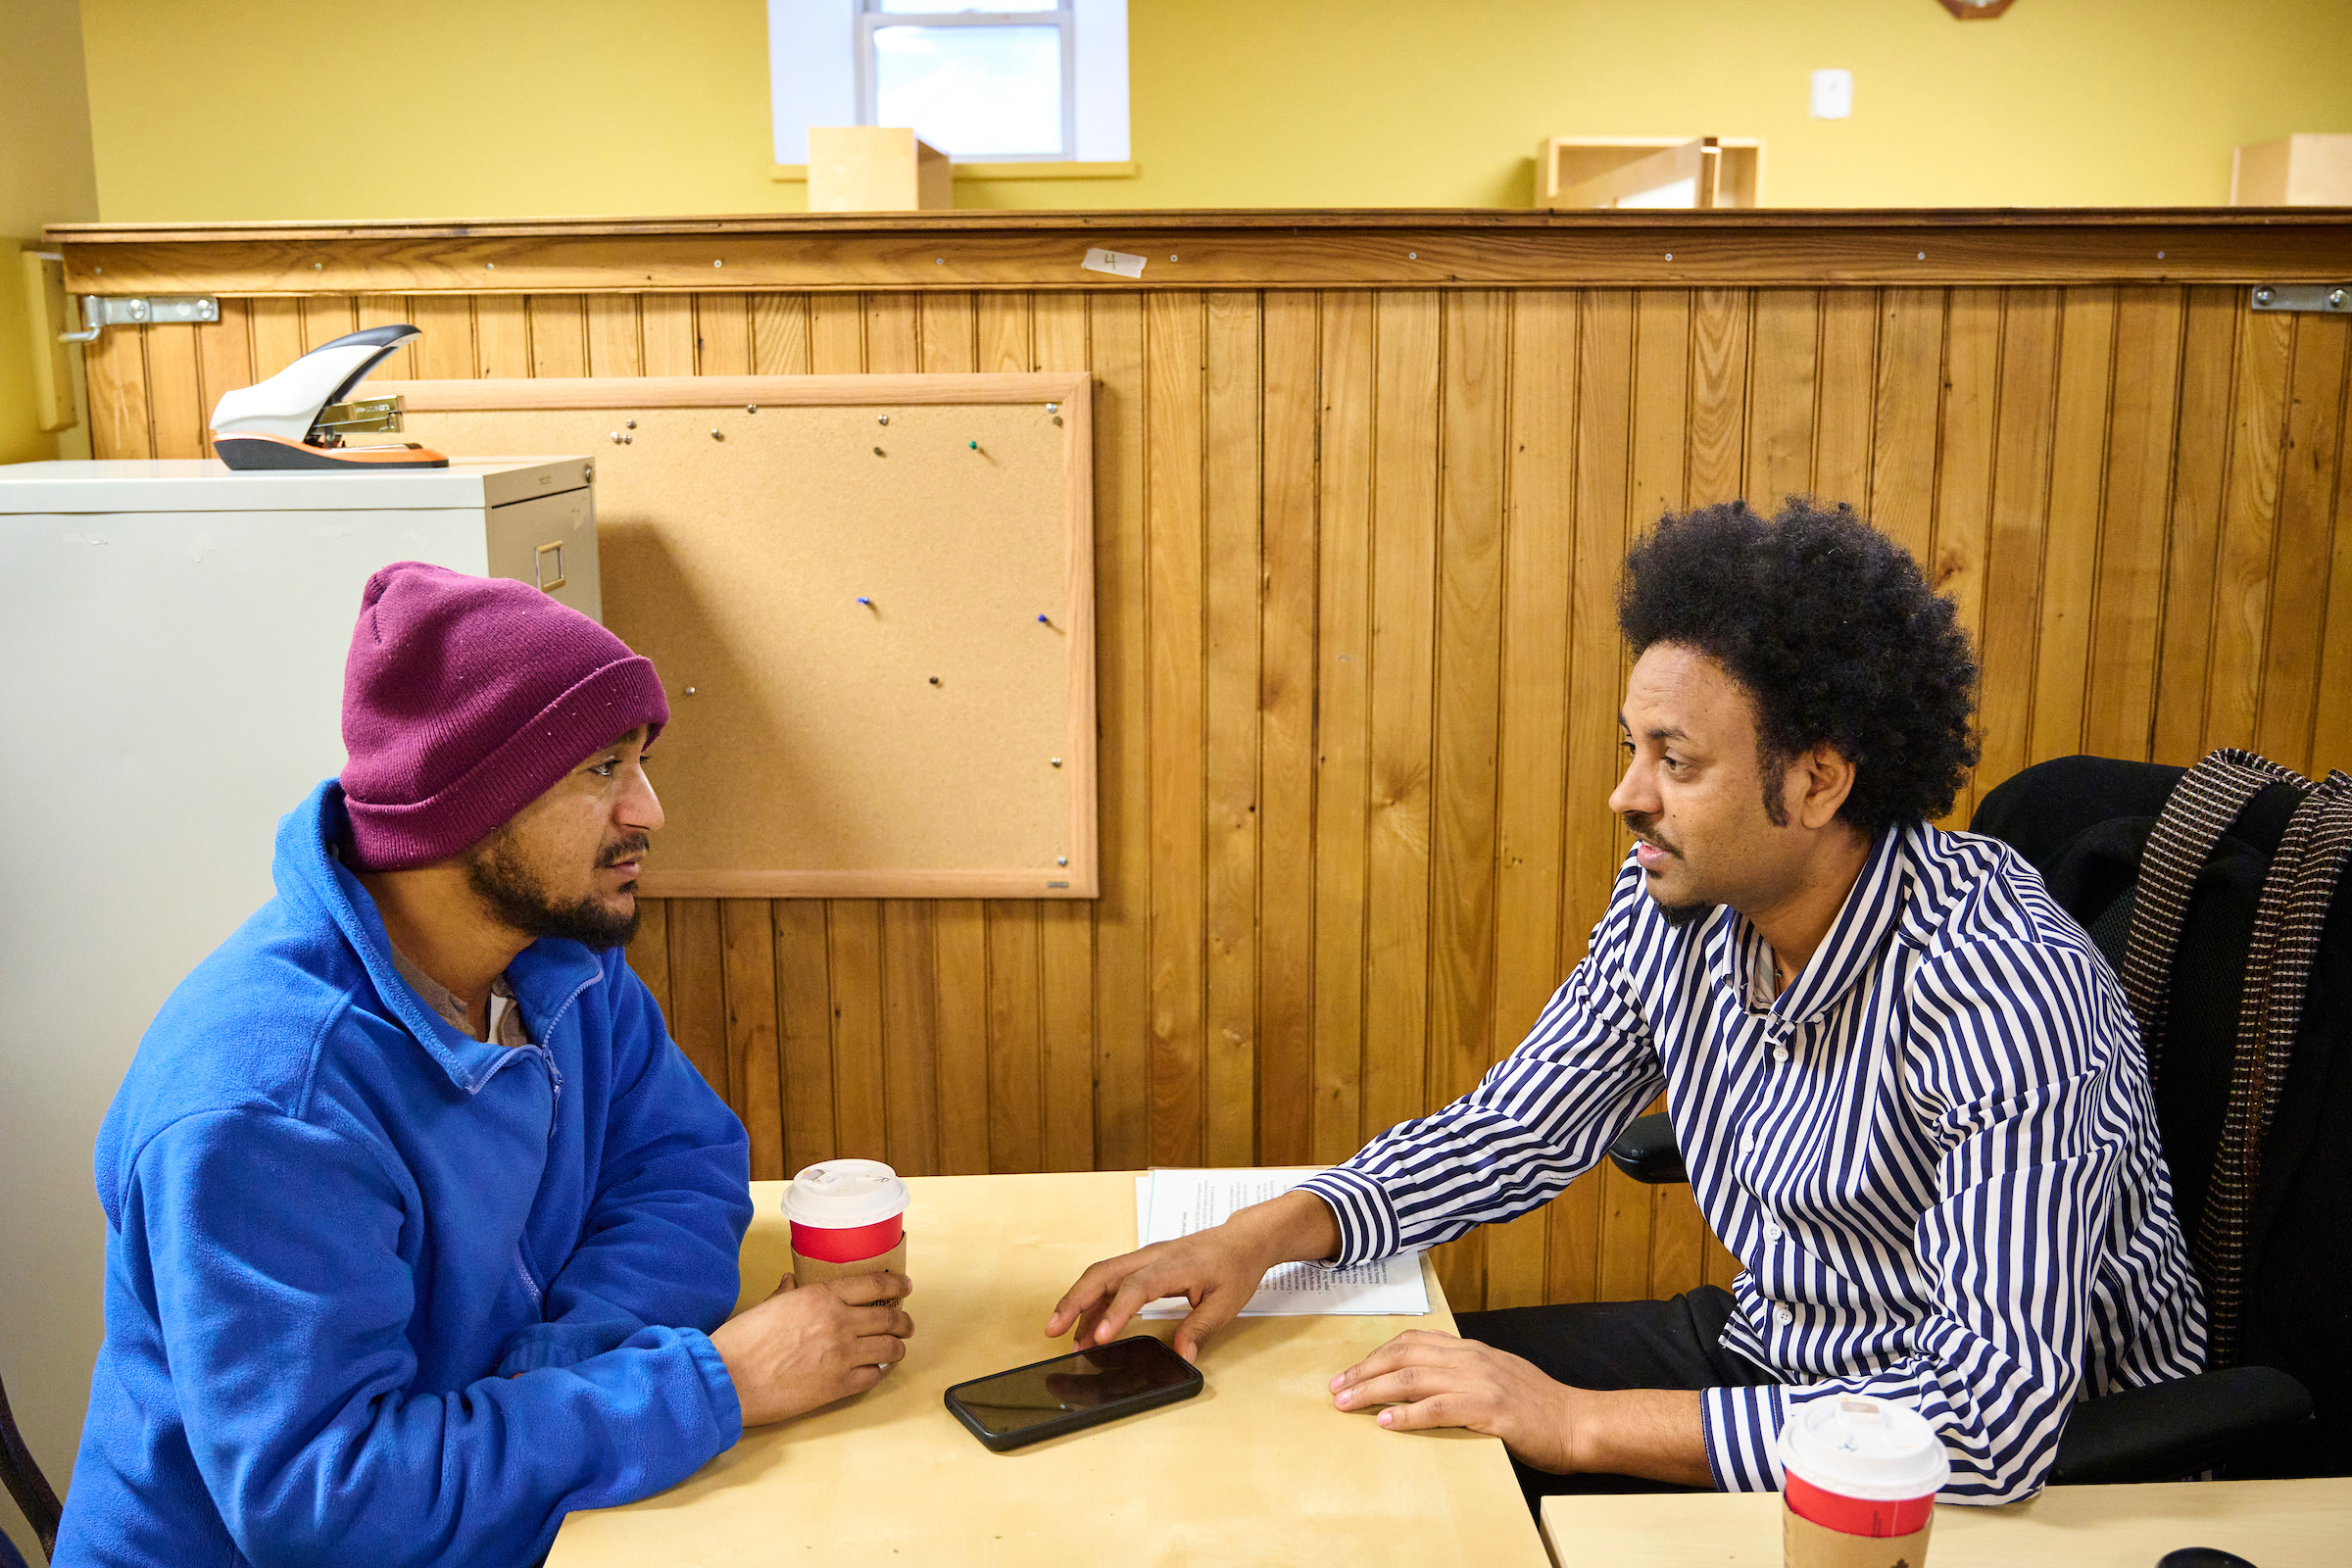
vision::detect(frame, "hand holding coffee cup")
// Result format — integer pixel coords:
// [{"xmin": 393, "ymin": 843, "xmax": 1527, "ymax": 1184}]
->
[
  {"xmin": 709, "ymin": 1268, "xmax": 914, "ymax": 1426},
  {"xmin": 709, "ymin": 1160, "xmax": 917, "ymax": 1426},
  {"xmin": 1777, "ymin": 1396, "xmax": 1950, "ymax": 1568}
]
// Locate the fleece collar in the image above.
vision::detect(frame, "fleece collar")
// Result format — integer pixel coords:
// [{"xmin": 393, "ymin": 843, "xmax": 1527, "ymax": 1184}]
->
[{"xmin": 273, "ymin": 780, "xmax": 605, "ymax": 1094}]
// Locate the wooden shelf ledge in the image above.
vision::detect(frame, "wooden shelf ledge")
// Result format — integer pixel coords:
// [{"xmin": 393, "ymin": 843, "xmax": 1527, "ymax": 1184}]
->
[{"xmin": 45, "ymin": 207, "xmax": 2352, "ymax": 294}]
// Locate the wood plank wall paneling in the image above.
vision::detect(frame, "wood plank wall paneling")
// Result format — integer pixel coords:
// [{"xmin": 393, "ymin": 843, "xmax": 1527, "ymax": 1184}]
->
[{"xmin": 87, "ymin": 283, "xmax": 2352, "ymax": 1315}]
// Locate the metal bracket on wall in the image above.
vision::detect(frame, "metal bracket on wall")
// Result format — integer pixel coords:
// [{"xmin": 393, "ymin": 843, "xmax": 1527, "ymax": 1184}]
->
[
  {"xmin": 2251, "ymin": 285, "xmax": 2351, "ymax": 315},
  {"xmin": 59, "ymin": 294, "xmax": 220, "ymax": 342}
]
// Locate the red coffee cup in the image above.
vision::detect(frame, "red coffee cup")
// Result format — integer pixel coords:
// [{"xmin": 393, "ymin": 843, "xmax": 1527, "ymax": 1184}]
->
[
  {"xmin": 782, "ymin": 1159, "xmax": 909, "ymax": 1286},
  {"xmin": 1777, "ymin": 1395, "xmax": 1950, "ymax": 1568}
]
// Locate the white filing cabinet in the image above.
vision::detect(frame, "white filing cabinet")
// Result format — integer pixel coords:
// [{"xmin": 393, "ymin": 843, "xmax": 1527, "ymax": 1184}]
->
[{"xmin": 0, "ymin": 457, "xmax": 601, "ymax": 1508}]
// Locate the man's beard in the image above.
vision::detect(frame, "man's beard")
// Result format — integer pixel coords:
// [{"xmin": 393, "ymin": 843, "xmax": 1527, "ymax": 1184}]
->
[
  {"xmin": 1623, "ymin": 809, "xmax": 1713, "ymax": 930},
  {"xmin": 466, "ymin": 829, "xmax": 646, "ymax": 950},
  {"xmin": 1656, "ymin": 898, "xmax": 1717, "ymax": 930}
]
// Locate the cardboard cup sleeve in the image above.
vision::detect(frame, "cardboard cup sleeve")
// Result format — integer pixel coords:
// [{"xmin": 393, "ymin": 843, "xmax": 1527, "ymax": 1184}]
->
[
  {"xmin": 790, "ymin": 1236, "xmax": 908, "ymax": 1287},
  {"xmin": 1782, "ymin": 1507, "xmax": 1933, "ymax": 1568}
]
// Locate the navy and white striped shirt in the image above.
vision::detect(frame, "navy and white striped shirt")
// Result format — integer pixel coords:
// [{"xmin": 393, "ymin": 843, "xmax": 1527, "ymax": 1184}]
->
[{"xmin": 1300, "ymin": 819, "xmax": 2205, "ymax": 1502}]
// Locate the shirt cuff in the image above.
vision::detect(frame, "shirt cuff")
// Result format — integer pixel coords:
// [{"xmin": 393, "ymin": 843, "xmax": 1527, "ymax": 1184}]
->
[
  {"xmin": 1702, "ymin": 1383, "xmax": 1790, "ymax": 1492},
  {"xmin": 1294, "ymin": 1165, "xmax": 1402, "ymax": 1266}
]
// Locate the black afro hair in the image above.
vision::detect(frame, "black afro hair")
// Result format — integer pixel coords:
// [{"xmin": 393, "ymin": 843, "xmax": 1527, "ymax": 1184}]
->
[{"xmin": 1617, "ymin": 499, "xmax": 1980, "ymax": 834}]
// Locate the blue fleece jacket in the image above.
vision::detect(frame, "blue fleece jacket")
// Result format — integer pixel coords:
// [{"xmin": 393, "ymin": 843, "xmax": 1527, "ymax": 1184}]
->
[{"xmin": 53, "ymin": 782, "xmax": 753, "ymax": 1568}]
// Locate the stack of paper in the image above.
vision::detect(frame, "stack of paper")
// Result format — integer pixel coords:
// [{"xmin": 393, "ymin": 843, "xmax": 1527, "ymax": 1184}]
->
[{"xmin": 1131, "ymin": 1167, "xmax": 1430, "ymax": 1318}]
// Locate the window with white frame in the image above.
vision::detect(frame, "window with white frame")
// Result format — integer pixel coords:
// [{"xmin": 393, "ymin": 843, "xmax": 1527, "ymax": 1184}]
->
[{"xmin": 770, "ymin": 0, "xmax": 1128, "ymax": 167}]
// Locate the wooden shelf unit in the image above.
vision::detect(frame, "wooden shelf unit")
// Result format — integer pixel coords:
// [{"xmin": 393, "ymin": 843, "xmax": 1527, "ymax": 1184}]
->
[
  {"xmin": 1535, "ymin": 135, "xmax": 1765, "ymax": 210},
  {"xmin": 2232, "ymin": 133, "xmax": 2352, "ymax": 207}
]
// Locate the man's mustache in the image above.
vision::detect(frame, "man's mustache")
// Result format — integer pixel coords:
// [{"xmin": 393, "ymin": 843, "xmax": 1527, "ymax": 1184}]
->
[
  {"xmin": 1621, "ymin": 812, "xmax": 1681, "ymax": 858},
  {"xmin": 598, "ymin": 835, "xmax": 651, "ymax": 868}
]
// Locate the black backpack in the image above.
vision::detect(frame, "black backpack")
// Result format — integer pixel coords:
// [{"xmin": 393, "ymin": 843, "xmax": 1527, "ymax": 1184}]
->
[{"xmin": 1973, "ymin": 750, "xmax": 2352, "ymax": 1478}]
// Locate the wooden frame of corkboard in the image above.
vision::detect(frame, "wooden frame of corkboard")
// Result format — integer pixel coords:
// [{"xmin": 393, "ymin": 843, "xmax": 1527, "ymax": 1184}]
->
[{"xmin": 376, "ymin": 372, "xmax": 1097, "ymax": 899}]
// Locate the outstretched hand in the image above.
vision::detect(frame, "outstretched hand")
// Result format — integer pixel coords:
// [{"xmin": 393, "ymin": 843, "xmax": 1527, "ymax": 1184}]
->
[
  {"xmin": 1045, "ymin": 1233, "xmax": 1269, "ymax": 1363},
  {"xmin": 1043, "ymin": 1189, "xmax": 1343, "ymax": 1363}
]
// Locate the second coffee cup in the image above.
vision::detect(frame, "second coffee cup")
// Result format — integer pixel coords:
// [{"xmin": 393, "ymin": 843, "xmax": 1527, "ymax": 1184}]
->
[
  {"xmin": 783, "ymin": 1159, "xmax": 908, "ymax": 1286},
  {"xmin": 1776, "ymin": 1394, "xmax": 1950, "ymax": 1568}
]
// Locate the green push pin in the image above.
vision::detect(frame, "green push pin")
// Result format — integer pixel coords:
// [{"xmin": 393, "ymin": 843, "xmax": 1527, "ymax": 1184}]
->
[{"xmin": 968, "ymin": 440, "xmax": 979, "ymax": 451}]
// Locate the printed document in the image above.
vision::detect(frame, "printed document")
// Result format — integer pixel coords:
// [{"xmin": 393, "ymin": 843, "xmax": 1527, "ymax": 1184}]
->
[{"xmin": 1131, "ymin": 1167, "xmax": 1430, "ymax": 1318}]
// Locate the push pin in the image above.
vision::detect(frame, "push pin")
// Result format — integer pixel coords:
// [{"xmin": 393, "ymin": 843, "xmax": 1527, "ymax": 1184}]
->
[
  {"xmin": 1037, "ymin": 613, "xmax": 1051, "ymax": 625},
  {"xmin": 684, "ymin": 686, "xmax": 698, "ymax": 696},
  {"xmin": 625, "ymin": 419, "xmax": 636, "ymax": 429},
  {"xmin": 710, "ymin": 428, "xmax": 724, "ymax": 441},
  {"xmin": 1056, "ymin": 856, "xmax": 1068, "ymax": 867},
  {"xmin": 747, "ymin": 404, "xmax": 760, "ymax": 415},
  {"xmin": 877, "ymin": 415, "xmax": 889, "ymax": 425},
  {"xmin": 873, "ymin": 446, "xmax": 885, "ymax": 456},
  {"xmin": 928, "ymin": 676, "xmax": 941, "ymax": 686},
  {"xmin": 969, "ymin": 440, "xmax": 979, "ymax": 450},
  {"xmin": 1051, "ymin": 758, "xmax": 1062, "ymax": 768},
  {"xmin": 858, "ymin": 597, "xmax": 873, "ymax": 608}
]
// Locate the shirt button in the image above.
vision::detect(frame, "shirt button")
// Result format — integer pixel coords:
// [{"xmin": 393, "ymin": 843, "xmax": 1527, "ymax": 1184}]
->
[
  {"xmin": 1740, "ymin": 1132, "xmax": 1756, "ymax": 1152},
  {"xmin": 1763, "ymin": 1216, "xmax": 1782, "ymax": 1238},
  {"xmin": 1776, "ymin": 1306, "xmax": 1794, "ymax": 1326},
  {"xmin": 1773, "ymin": 1046, "xmax": 1790, "ymax": 1063}
]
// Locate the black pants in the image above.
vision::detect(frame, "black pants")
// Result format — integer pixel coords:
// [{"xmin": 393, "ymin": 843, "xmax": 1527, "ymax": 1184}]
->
[{"xmin": 1452, "ymin": 1287, "xmax": 1781, "ymax": 1515}]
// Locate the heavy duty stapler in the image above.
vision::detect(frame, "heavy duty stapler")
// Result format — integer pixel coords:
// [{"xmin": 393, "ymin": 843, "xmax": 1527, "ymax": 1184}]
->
[{"xmin": 210, "ymin": 324, "xmax": 448, "ymax": 469}]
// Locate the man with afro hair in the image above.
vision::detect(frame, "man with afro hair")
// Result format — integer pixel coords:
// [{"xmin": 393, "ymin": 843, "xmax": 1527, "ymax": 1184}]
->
[{"xmin": 1049, "ymin": 500, "xmax": 2203, "ymax": 1510}]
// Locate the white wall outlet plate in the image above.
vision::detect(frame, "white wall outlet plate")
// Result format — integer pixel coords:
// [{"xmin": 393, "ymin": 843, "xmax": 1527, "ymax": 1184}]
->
[{"xmin": 1811, "ymin": 68, "xmax": 1853, "ymax": 119}]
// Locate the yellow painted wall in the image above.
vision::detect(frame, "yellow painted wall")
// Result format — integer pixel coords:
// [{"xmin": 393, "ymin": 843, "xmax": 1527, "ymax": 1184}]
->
[
  {"xmin": 1, "ymin": 8, "xmax": 100, "ymax": 1548},
  {"xmin": 77, "ymin": 0, "xmax": 2352, "ymax": 221},
  {"xmin": 3, "ymin": 0, "xmax": 98, "ymax": 466}
]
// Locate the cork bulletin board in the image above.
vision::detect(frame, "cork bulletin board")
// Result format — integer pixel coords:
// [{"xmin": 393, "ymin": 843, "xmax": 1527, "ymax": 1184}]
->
[{"xmin": 379, "ymin": 372, "xmax": 1096, "ymax": 899}]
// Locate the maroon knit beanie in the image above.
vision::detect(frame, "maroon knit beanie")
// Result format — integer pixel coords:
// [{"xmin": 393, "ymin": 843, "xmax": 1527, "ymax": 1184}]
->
[{"xmin": 339, "ymin": 563, "xmax": 668, "ymax": 870}]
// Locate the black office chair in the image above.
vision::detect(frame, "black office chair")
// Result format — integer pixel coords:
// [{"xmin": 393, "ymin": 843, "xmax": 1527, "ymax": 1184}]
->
[
  {"xmin": 1608, "ymin": 753, "xmax": 2345, "ymax": 1484},
  {"xmin": 0, "ymin": 1369, "xmax": 60, "ymax": 1565}
]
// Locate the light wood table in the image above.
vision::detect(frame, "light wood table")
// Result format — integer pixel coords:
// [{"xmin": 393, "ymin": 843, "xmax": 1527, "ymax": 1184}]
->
[
  {"xmin": 549, "ymin": 1171, "xmax": 1548, "ymax": 1567},
  {"xmin": 1543, "ymin": 1477, "xmax": 2352, "ymax": 1567}
]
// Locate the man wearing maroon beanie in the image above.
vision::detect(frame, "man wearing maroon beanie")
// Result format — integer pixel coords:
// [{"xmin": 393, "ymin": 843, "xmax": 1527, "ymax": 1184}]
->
[{"xmin": 56, "ymin": 564, "xmax": 914, "ymax": 1568}]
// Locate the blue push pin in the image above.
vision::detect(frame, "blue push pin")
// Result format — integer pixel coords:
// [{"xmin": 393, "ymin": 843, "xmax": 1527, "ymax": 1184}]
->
[
  {"xmin": 858, "ymin": 597, "xmax": 874, "ymax": 609},
  {"xmin": 1036, "ymin": 613, "xmax": 1050, "ymax": 625}
]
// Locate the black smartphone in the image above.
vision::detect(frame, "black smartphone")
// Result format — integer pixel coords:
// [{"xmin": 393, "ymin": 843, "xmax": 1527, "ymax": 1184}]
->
[{"xmin": 944, "ymin": 1335, "xmax": 1204, "ymax": 1452}]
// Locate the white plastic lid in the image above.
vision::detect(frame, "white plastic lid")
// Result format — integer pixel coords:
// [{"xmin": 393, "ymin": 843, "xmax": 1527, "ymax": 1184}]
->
[
  {"xmin": 782, "ymin": 1159, "xmax": 907, "ymax": 1229},
  {"xmin": 1777, "ymin": 1396, "xmax": 1951, "ymax": 1500}
]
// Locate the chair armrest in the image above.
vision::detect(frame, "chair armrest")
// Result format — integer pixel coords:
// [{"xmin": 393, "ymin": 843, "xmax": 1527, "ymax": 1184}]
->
[
  {"xmin": 2049, "ymin": 1365, "xmax": 2315, "ymax": 1486},
  {"xmin": 1607, "ymin": 1111, "xmax": 1688, "ymax": 1185},
  {"xmin": 0, "ymin": 1371, "xmax": 61, "ymax": 1561}
]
